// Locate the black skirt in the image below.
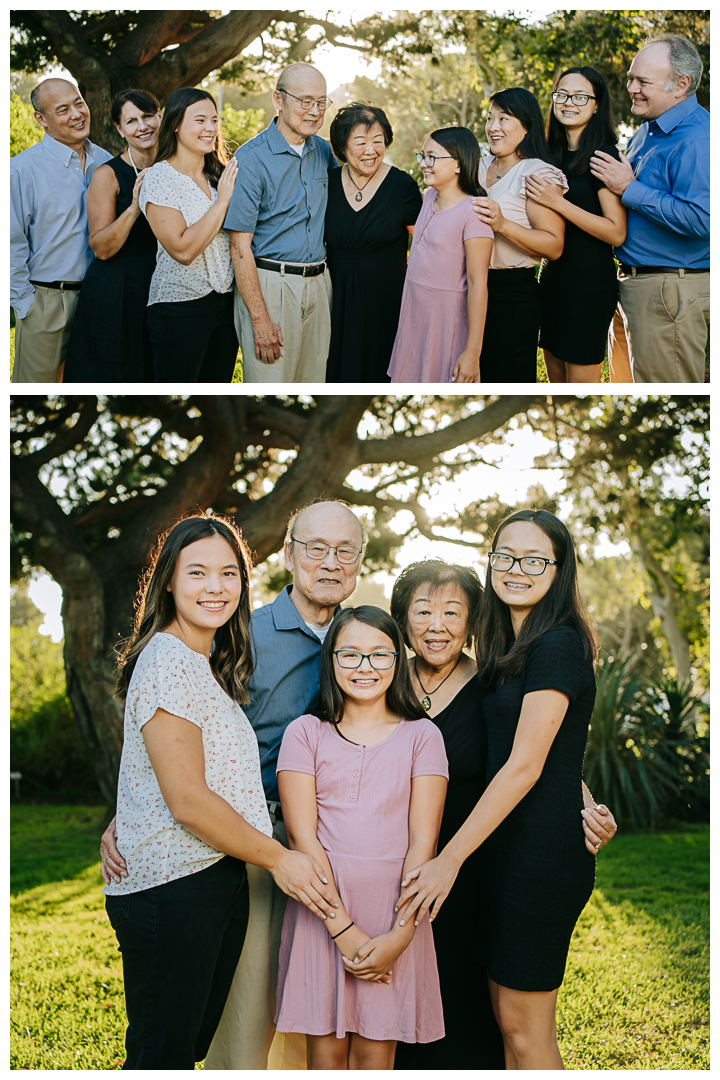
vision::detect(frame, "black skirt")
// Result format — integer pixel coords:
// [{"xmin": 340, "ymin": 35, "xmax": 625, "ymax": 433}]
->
[{"xmin": 479, "ymin": 267, "xmax": 540, "ymax": 383}]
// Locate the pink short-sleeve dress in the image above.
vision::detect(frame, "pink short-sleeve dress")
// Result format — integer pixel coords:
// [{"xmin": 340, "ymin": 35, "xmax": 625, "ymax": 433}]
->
[
  {"xmin": 387, "ymin": 189, "xmax": 494, "ymax": 383},
  {"xmin": 274, "ymin": 714, "xmax": 449, "ymax": 1043}
]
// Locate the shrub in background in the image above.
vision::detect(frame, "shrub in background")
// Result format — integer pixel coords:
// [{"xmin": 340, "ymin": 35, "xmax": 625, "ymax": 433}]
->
[
  {"xmin": 220, "ymin": 105, "xmax": 265, "ymax": 153},
  {"xmin": 11, "ymin": 93, "xmax": 43, "ymax": 157}
]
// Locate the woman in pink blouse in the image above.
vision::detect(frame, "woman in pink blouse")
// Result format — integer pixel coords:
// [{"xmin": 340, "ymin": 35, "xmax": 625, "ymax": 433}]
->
[
  {"xmin": 140, "ymin": 88, "xmax": 239, "ymax": 382},
  {"xmin": 105, "ymin": 513, "xmax": 336, "ymax": 1070}
]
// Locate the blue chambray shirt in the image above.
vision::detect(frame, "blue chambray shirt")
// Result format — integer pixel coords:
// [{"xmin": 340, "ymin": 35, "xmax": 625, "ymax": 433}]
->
[
  {"xmin": 223, "ymin": 117, "xmax": 339, "ymax": 262},
  {"xmin": 247, "ymin": 586, "xmax": 341, "ymax": 801},
  {"xmin": 616, "ymin": 94, "xmax": 709, "ymax": 268},
  {"xmin": 10, "ymin": 134, "xmax": 113, "ymax": 319}
]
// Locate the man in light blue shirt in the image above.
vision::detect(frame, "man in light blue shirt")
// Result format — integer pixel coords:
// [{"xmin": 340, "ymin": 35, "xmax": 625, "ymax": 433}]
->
[
  {"xmin": 224, "ymin": 63, "xmax": 339, "ymax": 383},
  {"xmin": 591, "ymin": 35, "xmax": 709, "ymax": 383},
  {"xmin": 11, "ymin": 79, "xmax": 112, "ymax": 383}
]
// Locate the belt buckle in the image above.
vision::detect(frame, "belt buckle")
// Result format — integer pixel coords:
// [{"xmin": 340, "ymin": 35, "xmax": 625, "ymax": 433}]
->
[{"xmin": 303, "ymin": 264, "xmax": 309, "ymax": 277}]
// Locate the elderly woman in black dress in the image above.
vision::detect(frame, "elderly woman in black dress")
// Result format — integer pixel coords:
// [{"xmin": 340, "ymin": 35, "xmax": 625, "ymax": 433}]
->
[
  {"xmin": 387, "ymin": 558, "xmax": 615, "ymax": 1071},
  {"xmin": 528, "ymin": 67, "xmax": 626, "ymax": 383},
  {"xmin": 325, "ymin": 103, "xmax": 422, "ymax": 383},
  {"xmin": 64, "ymin": 89, "xmax": 162, "ymax": 382}
]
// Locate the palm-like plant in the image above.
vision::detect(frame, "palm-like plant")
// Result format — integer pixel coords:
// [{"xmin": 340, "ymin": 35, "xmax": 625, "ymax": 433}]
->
[
  {"xmin": 641, "ymin": 674, "xmax": 710, "ymax": 822},
  {"xmin": 583, "ymin": 653, "xmax": 679, "ymax": 828}
]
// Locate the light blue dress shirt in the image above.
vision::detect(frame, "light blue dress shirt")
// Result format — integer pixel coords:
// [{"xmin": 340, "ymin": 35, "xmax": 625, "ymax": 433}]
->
[
  {"xmin": 223, "ymin": 117, "xmax": 339, "ymax": 263},
  {"xmin": 616, "ymin": 94, "xmax": 709, "ymax": 269},
  {"xmin": 247, "ymin": 585, "xmax": 341, "ymax": 802},
  {"xmin": 10, "ymin": 134, "xmax": 112, "ymax": 319}
]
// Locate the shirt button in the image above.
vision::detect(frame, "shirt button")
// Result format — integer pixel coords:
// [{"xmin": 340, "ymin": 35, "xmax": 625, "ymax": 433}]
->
[
  {"xmin": 353, "ymin": 771, "xmax": 359, "ymax": 777},
  {"xmin": 350, "ymin": 793, "xmax": 356, "ymax": 799},
  {"xmin": 356, "ymin": 752, "xmax": 361, "ymax": 757}
]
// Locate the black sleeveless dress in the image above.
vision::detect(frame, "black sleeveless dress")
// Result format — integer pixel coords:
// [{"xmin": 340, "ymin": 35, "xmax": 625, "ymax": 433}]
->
[
  {"xmin": 538, "ymin": 145, "xmax": 620, "ymax": 366},
  {"xmin": 325, "ymin": 166, "xmax": 422, "ymax": 383},
  {"xmin": 394, "ymin": 677, "xmax": 505, "ymax": 1070},
  {"xmin": 64, "ymin": 155, "xmax": 157, "ymax": 382},
  {"xmin": 477, "ymin": 628, "xmax": 596, "ymax": 991}
]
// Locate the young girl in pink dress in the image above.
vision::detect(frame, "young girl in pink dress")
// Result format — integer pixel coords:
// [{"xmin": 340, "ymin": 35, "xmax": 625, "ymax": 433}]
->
[
  {"xmin": 388, "ymin": 127, "xmax": 494, "ymax": 383},
  {"xmin": 274, "ymin": 606, "xmax": 449, "ymax": 1069}
]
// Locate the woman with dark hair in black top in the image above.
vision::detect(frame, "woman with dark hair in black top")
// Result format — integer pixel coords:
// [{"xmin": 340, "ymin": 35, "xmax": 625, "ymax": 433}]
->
[
  {"xmin": 527, "ymin": 67, "xmax": 627, "ymax": 383},
  {"xmin": 64, "ymin": 89, "xmax": 162, "ymax": 382}
]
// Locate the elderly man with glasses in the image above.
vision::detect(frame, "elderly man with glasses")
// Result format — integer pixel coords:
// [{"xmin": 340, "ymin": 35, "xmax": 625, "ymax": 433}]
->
[
  {"xmin": 224, "ymin": 63, "xmax": 339, "ymax": 382},
  {"xmin": 101, "ymin": 500, "xmax": 365, "ymax": 1069}
]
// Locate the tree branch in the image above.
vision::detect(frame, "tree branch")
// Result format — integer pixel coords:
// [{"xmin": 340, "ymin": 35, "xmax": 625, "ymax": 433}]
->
[{"xmin": 25, "ymin": 397, "xmax": 99, "ymax": 469}]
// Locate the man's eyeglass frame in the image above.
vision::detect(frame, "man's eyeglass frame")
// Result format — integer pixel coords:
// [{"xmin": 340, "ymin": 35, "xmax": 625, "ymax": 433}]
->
[
  {"xmin": 290, "ymin": 536, "xmax": 363, "ymax": 564},
  {"xmin": 278, "ymin": 89, "xmax": 332, "ymax": 111}
]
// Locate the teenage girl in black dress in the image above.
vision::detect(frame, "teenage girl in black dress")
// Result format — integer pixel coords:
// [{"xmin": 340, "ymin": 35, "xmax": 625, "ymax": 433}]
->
[
  {"xmin": 396, "ymin": 512, "xmax": 600, "ymax": 1069},
  {"xmin": 527, "ymin": 68, "xmax": 627, "ymax": 383}
]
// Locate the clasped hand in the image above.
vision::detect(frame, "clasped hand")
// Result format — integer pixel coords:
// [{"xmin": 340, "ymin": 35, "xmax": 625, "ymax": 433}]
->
[{"xmin": 342, "ymin": 931, "xmax": 404, "ymax": 983}]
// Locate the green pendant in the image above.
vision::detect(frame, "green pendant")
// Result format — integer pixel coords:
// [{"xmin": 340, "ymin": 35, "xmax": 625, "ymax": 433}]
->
[{"xmin": 421, "ymin": 695, "xmax": 431, "ymax": 711}]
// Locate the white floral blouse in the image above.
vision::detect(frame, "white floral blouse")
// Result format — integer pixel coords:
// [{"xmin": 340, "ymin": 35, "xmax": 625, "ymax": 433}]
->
[
  {"xmin": 140, "ymin": 159, "xmax": 235, "ymax": 304},
  {"xmin": 104, "ymin": 632, "xmax": 271, "ymax": 897}
]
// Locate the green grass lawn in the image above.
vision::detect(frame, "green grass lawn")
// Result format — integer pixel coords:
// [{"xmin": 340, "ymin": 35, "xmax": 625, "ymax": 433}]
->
[{"xmin": 10, "ymin": 807, "xmax": 708, "ymax": 1070}]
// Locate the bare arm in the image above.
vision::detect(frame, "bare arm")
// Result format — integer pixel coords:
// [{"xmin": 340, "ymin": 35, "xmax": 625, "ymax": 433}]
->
[
  {"xmin": 88, "ymin": 163, "xmax": 149, "ymax": 260},
  {"xmin": 473, "ymin": 192, "xmax": 565, "ymax": 261},
  {"xmin": 452, "ymin": 236, "xmax": 493, "ymax": 383},
  {"xmin": 345, "ymin": 773, "xmax": 447, "ymax": 979},
  {"xmin": 145, "ymin": 158, "xmax": 237, "ymax": 266},
  {"xmin": 525, "ymin": 173, "xmax": 627, "ymax": 247},
  {"xmin": 141, "ymin": 708, "xmax": 336, "ymax": 918},
  {"xmin": 278, "ymin": 768, "xmax": 375, "ymax": 965},
  {"xmin": 228, "ymin": 230, "xmax": 284, "ymax": 363},
  {"xmin": 397, "ymin": 689, "xmax": 570, "ymax": 923}
]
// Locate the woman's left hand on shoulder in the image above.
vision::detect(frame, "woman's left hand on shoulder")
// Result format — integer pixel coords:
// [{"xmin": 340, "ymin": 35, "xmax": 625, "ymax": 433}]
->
[
  {"xmin": 582, "ymin": 803, "xmax": 617, "ymax": 853},
  {"xmin": 472, "ymin": 196, "xmax": 505, "ymax": 233},
  {"xmin": 525, "ymin": 173, "xmax": 566, "ymax": 209}
]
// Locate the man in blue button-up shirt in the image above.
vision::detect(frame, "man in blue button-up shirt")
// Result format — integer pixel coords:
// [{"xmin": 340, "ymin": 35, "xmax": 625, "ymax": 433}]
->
[
  {"xmin": 224, "ymin": 63, "xmax": 339, "ymax": 384},
  {"xmin": 591, "ymin": 35, "xmax": 709, "ymax": 383},
  {"xmin": 10, "ymin": 79, "xmax": 112, "ymax": 383}
]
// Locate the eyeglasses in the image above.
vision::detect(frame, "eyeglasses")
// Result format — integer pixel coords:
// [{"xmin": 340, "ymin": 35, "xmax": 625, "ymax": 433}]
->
[
  {"xmin": 333, "ymin": 650, "xmax": 398, "ymax": 670},
  {"xmin": 279, "ymin": 89, "xmax": 332, "ymax": 111},
  {"xmin": 552, "ymin": 92, "xmax": 596, "ymax": 107},
  {"xmin": 489, "ymin": 553, "xmax": 558, "ymax": 576},
  {"xmin": 416, "ymin": 151, "xmax": 456, "ymax": 167},
  {"xmin": 291, "ymin": 536, "xmax": 362, "ymax": 564}
]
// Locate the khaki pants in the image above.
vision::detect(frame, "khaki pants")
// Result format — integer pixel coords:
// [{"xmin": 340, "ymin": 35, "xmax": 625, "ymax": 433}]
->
[
  {"xmin": 608, "ymin": 270, "xmax": 710, "ymax": 383},
  {"xmin": 204, "ymin": 819, "xmax": 307, "ymax": 1070},
  {"xmin": 235, "ymin": 268, "xmax": 332, "ymax": 383},
  {"xmin": 13, "ymin": 286, "xmax": 80, "ymax": 383}
]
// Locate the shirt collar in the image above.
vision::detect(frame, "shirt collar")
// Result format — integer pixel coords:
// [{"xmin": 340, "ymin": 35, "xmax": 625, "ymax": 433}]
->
[
  {"xmin": 41, "ymin": 133, "xmax": 95, "ymax": 166},
  {"xmin": 649, "ymin": 93, "xmax": 699, "ymax": 134},
  {"xmin": 270, "ymin": 585, "xmax": 340, "ymax": 633},
  {"xmin": 267, "ymin": 116, "xmax": 315, "ymax": 156}
]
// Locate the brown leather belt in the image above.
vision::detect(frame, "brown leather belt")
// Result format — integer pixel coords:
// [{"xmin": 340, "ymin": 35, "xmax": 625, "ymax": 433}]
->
[
  {"xmin": 619, "ymin": 264, "xmax": 708, "ymax": 276},
  {"xmin": 255, "ymin": 258, "xmax": 327, "ymax": 277}
]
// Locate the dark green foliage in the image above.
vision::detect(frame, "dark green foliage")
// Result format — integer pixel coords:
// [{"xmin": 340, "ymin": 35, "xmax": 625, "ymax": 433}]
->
[{"xmin": 10, "ymin": 694, "xmax": 102, "ymax": 804}]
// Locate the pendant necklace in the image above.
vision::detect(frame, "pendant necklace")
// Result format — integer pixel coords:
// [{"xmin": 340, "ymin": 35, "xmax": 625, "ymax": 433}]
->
[
  {"xmin": 347, "ymin": 163, "xmax": 381, "ymax": 202},
  {"xmin": 416, "ymin": 655, "xmax": 462, "ymax": 711}
]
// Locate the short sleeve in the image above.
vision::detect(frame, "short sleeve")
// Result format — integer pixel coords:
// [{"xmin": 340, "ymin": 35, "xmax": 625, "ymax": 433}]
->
[
  {"xmin": 401, "ymin": 172, "xmax": 423, "ymax": 226},
  {"xmin": 139, "ymin": 163, "xmax": 181, "ymax": 215},
  {"xmin": 223, "ymin": 147, "xmax": 265, "ymax": 233},
  {"xmin": 130, "ymin": 639, "xmax": 203, "ymax": 730},
  {"xmin": 522, "ymin": 628, "xmax": 592, "ymax": 703},
  {"xmin": 519, "ymin": 162, "xmax": 569, "ymax": 202},
  {"xmin": 410, "ymin": 720, "xmax": 449, "ymax": 780},
  {"xmin": 590, "ymin": 144, "xmax": 621, "ymax": 192},
  {"xmin": 463, "ymin": 205, "xmax": 494, "ymax": 242},
  {"xmin": 276, "ymin": 714, "xmax": 320, "ymax": 776}
]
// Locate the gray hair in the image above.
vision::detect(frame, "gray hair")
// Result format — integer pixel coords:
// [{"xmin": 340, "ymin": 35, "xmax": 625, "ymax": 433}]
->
[
  {"xmin": 284, "ymin": 499, "xmax": 366, "ymax": 549},
  {"xmin": 642, "ymin": 34, "xmax": 704, "ymax": 96}
]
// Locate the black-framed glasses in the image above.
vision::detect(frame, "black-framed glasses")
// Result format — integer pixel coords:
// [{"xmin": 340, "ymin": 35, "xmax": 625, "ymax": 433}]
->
[
  {"xmin": 415, "ymin": 151, "xmax": 456, "ymax": 167},
  {"xmin": 552, "ymin": 91, "xmax": 596, "ymax": 107},
  {"xmin": 278, "ymin": 89, "xmax": 332, "ymax": 111},
  {"xmin": 489, "ymin": 553, "xmax": 558, "ymax": 576},
  {"xmin": 333, "ymin": 650, "xmax": 398, "ymax": 670},
  {"xmin": 290, "ymin": 536, "xmax": 362, "ymax": 564}
]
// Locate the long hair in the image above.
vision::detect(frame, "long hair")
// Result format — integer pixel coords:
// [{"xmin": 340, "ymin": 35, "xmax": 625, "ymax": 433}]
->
[
  {"xmin": 428, "ymin": 127, "xmax": 485, "ymax": 197},
  {"xmin": 390, "ymin": 560, "xmax": 482, "ymax": 653},
  {"xmin": 546, "ymin": 67, "xmax": 618, "ymax": 177},
  {"xmin": 316, "ymin": 606, "xmax": 426, "ymax": 726},
  {"xmin": 474, "ymin": 509, "xmax": 597, "ymax": 687},
  {"xmin": 115, "ymin": 513, "xmax": 254, "ymax": 703},
  {"xmin": 153, "ymin": 87, "xmax": 228, "ymax": 188},
  {"xmin": 489, "ymin": 87, "xmax": 557, "ymax": 167}
]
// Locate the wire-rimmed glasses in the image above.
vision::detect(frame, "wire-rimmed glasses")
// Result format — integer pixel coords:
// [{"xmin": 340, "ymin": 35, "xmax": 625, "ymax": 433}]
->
[{"xmin": 290, "ymin": 536, "xmax": 362, "ymax": 564}]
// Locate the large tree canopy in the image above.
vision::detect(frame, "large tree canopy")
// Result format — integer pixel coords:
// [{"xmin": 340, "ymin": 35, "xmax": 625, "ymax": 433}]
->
[{"xmin": 10, "ymin": 394, "xmax": 708, "ymax": 801}]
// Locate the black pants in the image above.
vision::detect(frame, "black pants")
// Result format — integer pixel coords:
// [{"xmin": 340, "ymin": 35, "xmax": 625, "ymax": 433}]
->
[
  {"xmin": 105, "ymin": 856, "xmax": 249, "ymax": 1070},
  {"xmin": 479, "ymin": 267, "xmax": 541, "ymax": 383},
  {"xmin": 148, "ymin": 289, "xmax": 238, "ymax": 382}
]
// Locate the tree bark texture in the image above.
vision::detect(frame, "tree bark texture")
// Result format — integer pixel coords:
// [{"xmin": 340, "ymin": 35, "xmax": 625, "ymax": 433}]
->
[{"xmin": 11, "ymin": 395, "xmax": 540, "ymax": 800}]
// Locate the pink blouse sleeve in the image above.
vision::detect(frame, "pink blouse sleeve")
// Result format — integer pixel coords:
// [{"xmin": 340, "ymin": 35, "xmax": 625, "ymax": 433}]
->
[
  {"xmin": 277, "ymin": 714, "xmax": 320, "ymax": 776},
  {"xmin": 410, "ymin": 719, "xmax": 450, "ymax": 779}
]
